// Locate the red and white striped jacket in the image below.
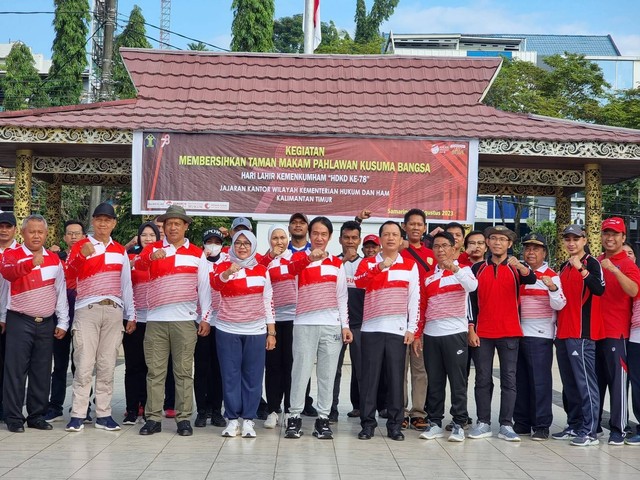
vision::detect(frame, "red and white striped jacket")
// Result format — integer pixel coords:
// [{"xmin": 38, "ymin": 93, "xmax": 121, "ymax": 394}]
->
[
  {"xmin": 212, "ymin": 262, "xmax": 274, "ymax": 334},
  {"xmin": 418, "ymin": 262, "xmax": 477, "ymax": 337},
  {"xmin": 1, "ymin": 245, "xmax": 69, "ymax": 330},
  {"xmin": 66, "ymin": 236, "xmax": 134, "ymax": 320},
  {"xmin": 136, "ymin": 238, "xmax": 212, "ymax": 323},
  {"xmin": 354, "ymin": 254, "xmax": 419, "ymax": 336},
  {"xmin": 288, "ymin": 252, "xmax": 349, "ymax": 327},
  {"xmin": 520, "ymin": 263, "xmax": 566, "ymax": 339},
  {"xmin": 266, "ymin": 250, "xmax": 297, "ymax": 322},
  {"xmin": 129, "ymin": 253, "xmax": 150, "ymax": 322},
  {"xmin": 0, "ymin": 240, "xmax": 19, "ymax": 323}
]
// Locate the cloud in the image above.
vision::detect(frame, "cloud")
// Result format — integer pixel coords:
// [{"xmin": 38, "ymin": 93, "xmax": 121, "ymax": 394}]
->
[{"xmin": 614, "ymin": 34, "xmax": 640, "ymax": 56}]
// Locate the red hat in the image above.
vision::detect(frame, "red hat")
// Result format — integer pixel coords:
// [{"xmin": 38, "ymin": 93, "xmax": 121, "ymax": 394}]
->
[
  {"xmin": 362, "ymin": 234, "xmax": 380, "ymax": 246},
  {"xmin": 601, "ymin": 217, "xmax": 626, "ymax": 234}
]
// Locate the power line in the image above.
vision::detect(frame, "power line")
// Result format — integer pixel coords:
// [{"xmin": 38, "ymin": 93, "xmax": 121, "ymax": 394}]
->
[{"xmin": 0, "ymin": 10, "xmax": 230, "ymax": 52}]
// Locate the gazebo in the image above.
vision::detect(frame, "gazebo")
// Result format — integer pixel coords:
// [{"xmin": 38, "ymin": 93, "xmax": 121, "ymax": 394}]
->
[{"xmin": 1, "ymin": 49, "xmax": 639, "ymax": 251}]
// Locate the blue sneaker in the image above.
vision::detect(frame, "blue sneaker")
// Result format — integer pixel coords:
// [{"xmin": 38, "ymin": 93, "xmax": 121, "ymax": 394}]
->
[
  {"xmin": 65, "ymin": 417, "xmax": 85, "ymax": 432},
  {"xmin": 608, "ymin": 432, "xmax": 625, "ymax": 445},
  {"xmin": 95, "ymin": 416, "xmax": 121, "ymax": 431},
  {"xmin": 624, "ymin": 434, "xmax": 640, "ymax": 445},
  {"xmin": 44, "ymin": 409, "xmax": 64, "ymax": 423}
]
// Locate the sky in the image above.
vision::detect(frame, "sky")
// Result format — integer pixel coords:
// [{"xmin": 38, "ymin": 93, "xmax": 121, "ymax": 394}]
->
[{"xmin": 0, "ymin": 0, "xmax": 639, "ymax": 57}]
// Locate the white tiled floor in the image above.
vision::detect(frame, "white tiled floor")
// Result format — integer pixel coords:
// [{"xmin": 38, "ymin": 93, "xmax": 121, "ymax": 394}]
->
[{"xmin": 0, "ymin": 362, "xmax": 639, "ymax": 479}]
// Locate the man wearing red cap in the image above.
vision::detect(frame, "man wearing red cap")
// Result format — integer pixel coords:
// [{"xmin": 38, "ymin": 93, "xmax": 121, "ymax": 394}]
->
[{"xmin": 597, "ymin": 217, "xmax": 640, "ymax": 445}]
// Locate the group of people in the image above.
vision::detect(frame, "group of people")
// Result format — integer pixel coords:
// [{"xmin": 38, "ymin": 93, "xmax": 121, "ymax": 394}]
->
[{"xmin": 0, "ymin": 204, "xmax": 639, "ymax": 447}]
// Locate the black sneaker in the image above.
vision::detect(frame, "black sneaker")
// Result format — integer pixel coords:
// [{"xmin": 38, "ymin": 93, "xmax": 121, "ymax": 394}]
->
[
  {"xmin": 328, "ymin": 409, "xmax": 339, "ymax": 424},
  {"xmin": 211, "ymin": 410, "xmax": 226, "ymax": 427},
  {"xmin": 302, "ymin": 404, "xmax": 318, "ymax": 417},
  {"xmin": 194, "ymin": 412, "xmax": 207, "ymax": 428},
  {"xmin": 513, "ymin": 423, "xmax": 531, "ymax": 436},
  {"xmin": 122, "ymin": 412, "xmax": 137, "ymax": 425},
  {"xmin": 313, "ymin": 418, "xmax": 333, "ymax": 439},
  {"xmin": 285, "ymin": 416, "xmax": 303, "ymax": 439},
  {"xmin": 531, "ymin": 428, "xmax": 549, "ymax": 441}
]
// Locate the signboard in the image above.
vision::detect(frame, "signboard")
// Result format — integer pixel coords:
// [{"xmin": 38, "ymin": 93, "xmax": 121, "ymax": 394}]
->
[{"xmin": 132, "ymin": 132, "xmax": 478, "ymax": 222}]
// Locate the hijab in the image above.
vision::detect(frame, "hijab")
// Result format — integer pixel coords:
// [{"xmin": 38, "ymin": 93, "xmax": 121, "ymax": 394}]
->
[
  {"xmin": 229, "ymin": 230, "xmax": 258, "ymax": 268},
  {"xmin": 268, "ymin": 225, "xmax": 292, "ymax": 260}
]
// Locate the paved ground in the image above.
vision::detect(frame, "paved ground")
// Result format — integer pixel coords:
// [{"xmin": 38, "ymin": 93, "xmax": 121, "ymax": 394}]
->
[{"xmin": 0, "ymin": 361, "xmax": 638, "ymax": 479}]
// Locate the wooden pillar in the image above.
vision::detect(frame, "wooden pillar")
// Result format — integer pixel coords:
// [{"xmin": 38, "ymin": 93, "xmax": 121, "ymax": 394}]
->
[
  {"xmin": 14, "ymin": 149, "xmax": 33, "ymax": 239},
  {"xmin": 555, "ymin": 186, "xmax": 570, "ymax": 264},
  {"xmin": 45, "ymin": 174, "xmax": 62, "ymax": 246},
  {"xmin": 585, "ymin": 163, "xmax": 602, "ymax": 254}
]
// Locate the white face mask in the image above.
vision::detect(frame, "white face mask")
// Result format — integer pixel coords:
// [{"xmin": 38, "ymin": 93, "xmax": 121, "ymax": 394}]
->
[{"xmin": 205, "ymin": 244, "xmax": 222, "ymax": 257}]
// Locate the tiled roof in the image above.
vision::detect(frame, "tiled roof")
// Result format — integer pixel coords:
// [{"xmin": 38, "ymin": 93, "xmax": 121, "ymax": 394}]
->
[
  {"xmin": 465, "ymin": 34, "xmax": 621, "ymax": 56},
  {"xmin": 0, "ymin": 49, "xmax": 639, "ymax": 144}
]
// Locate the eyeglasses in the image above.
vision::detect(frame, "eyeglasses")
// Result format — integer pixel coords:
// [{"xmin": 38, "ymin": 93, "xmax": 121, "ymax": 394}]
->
[
  {"xmin": 234, "ymin": 242, "xmax": 251, "ymax": 248},
  {"xmin": 489, "ymin": 236, "xmax": 510, "ymax": 243},
  {"xmin": 467, "ymin": 241, "xmax": 485, "ymax": 246},
  {"xmin": 66, "ymin": 231, "xmax": 84, "ymax": 237},
  {"xmin": 432, "ymin": 243, "xmax": 452, "ymax": 250}
]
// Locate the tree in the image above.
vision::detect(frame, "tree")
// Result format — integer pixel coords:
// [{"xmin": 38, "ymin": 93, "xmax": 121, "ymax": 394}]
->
[
  {"xmin": 112, "ymin": 5, "xmax": 152, "ymax": 99},
  {"xmin": 231, "ymin": 0, "xmax": 275, "ymax": 52},
  {"xmin": 354, "ymin": 0, "xmax": 399, "ymax": 44},
  {"xmin": 598, "ymin": 88, "xmax": 640, "ymax": 130},
  {"xmin": 188, "ymin": 41, "xmax": 209, "ymax": 51},
  {"xmin": 47, "ymin": 0, "xmax": 90, "ymax": 106},
  {"xmin": 1, "ymin": 42, "xmax": 48, "ymax": 111},
  {"xmin": 273, "ymin": 14, "xmax": 341, "ymax": 53}
]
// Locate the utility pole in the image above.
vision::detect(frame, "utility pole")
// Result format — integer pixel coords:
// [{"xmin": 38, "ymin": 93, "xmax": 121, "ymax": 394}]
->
[
  {"xmin": 99, "ymin": 0, "xmax": 116, "ymax": 100},
  {"xmin": 303, "ymin": 0, "xmax": 314, "ymax": 54},
  {"xmin": 159, "ymin": 0, "xmax": 171, "ymax": 49}
]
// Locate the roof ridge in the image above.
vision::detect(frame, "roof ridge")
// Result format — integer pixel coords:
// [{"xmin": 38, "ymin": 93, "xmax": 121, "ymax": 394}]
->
[{"xmin": 0, "ymin": 99, "xmax": 137, "ymax": 118}]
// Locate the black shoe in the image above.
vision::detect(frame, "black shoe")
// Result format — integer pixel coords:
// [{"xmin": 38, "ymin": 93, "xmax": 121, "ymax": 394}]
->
[
  {"xmin": 388, "ymin": 430, "xmax": 405, "ymax": 441},
  {"xmin": 211, "ymin": 411, "xmax": 226, "ymax": 427},
  {"xmin": 194, "ymin": 413, "xmax": 207, "ymax": 428},
  {"xmin": 122, "ymin": 412, "xmax": 137, "ymax": 425},
  {"xmin": 531, "ymin": 428, "xmax": 549, "ymax": 441},
  {"xmin": 313, "ymin": 418, "xmax": 333, "ymax": 439},
  {"xmin": 7, "ymin": 423, "xmax": 24, "ymax": 433},
  {"xmin": 358, "ymin": 427, "xmax": 374, "ymax": 440},
  {"xmin": 177, "ymin": 420, "xmax": 193, "ymax": 436},
  {"xmin": 328, "ymin": 409, "xmax": 339, "ymax": 424},
  {"xmin": 378, "ymin": 409, "xmax": 389, "ymax": 419},
  {"xmin": 347, "ymin": 409, "xmax": 360, "ymax": 418},
  {"xmin": 513, "ymin": 423, "xmax": 531, "ymax": 436},
  {"xmin": 285, "ymin": 416, "xmax": 303, "ymax": 439},
  {"xmin": 27, "ymin": 418, "xmax": 53, "ymax": 430},
  {"xmin": 139, "ymin": 420, "xmax": 162, "ymax": 435},
  {"xmin": 205, "ymin": 408, "xmax": 213, "ymax": 419},
  {"xmin": 302, "ymin": 404, "xmax": 318, "ymax": 417}
]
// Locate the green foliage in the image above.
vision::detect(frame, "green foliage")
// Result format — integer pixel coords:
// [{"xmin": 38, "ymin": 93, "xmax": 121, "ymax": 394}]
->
[
  {"xmin": 273, "ymin": 14, "xmax": 341, "ymax": 53},
  {"xmin": 231, "ymin": 0, "xmax": 275, "ymax": 52},
  {"xmin": 354, "ymin": 0, "xmax": 399, "ymax": 44},
  {"xmin": 187, "ymin": 42, "xmax": 209, "ymax": 51},
  {"xmin": 485, "ymin": 53, "xmax": 608, "ymax": 122},
  {"xmin": 112, "ymin": 5, "xmax": 152, "ymax": 99},
  {"xmin": 47, "ymin": 0, "xmax": 90, "ymax": 106},
  {"xmin": 597, "ymin": 88, "xmax": 640, "ymax": 130},
  {"xmin": 1, "ymin": 42, "xmax": 48, "ymax": 110}
]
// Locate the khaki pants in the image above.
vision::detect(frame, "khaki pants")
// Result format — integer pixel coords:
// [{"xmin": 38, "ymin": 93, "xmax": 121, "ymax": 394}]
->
[
  {"xmin": 144, "ymin": 321, "xmax": 197, "ymax": 422},
  {"xmin": 71, "ymin": 303, "xmax": 124, "ymax": 418},
  {"xmin": 404, "ymin": 345, "xmax": 428, "ymax": 418}
]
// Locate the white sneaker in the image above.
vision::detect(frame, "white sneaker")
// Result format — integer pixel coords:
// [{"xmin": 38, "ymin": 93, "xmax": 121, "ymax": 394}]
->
[
  {"xmin": 222, "ymin": 419, "xmax": 240, "ymax": 437},
  {"xmin": 498, "ymin": 425, "xmax": 521, "ymax": 442},
  {"xmin": 468, "ymin": 422, "xmax": 492, "ymax": 439},
  {"xmin": 242, "ymin": 419, "xmax": 257, "ymax": 438},
  {"xmin": 419, "ymin": 424, "xmax": 444, "ymax": 440},
  {"xmin": 264, "ymin": 412, "xmax": 279, "ymax": 429},
  {"xmin": 448, "ymin": 423, "xmax": 465, "ymax": 442}
]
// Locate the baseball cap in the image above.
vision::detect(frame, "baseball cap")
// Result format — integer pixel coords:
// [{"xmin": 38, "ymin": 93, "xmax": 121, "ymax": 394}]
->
[
  {"xmin": 484, "ymin": 225, "xmax": 516, "ymax": 242},
  {"xmin": 362, "ymin": 234, "xmax": 380, "ymax": 246},
  {"xmin": 92, "ymin": 202, "xmax": 116, "ymax": 219},
  {"xmin": 289, "ymin": 212, "xmax": 309, "ymax": 224},
  {"xmin": 601, "ymin": 217, "xmax": 626, "ymax": 234},
  {"xmin": 203, "ymin": 228, "xmax": 224, "ymax": 243},
  {"xmin": 522, "ymin": 232, "xmax": 547, "ymax": 248},
  {"xmin": 562, "ymin": 224, "xmax": 586, "ymax": 237},
  {"xmin": 231, "ymin": 217, "xmax": 252, "ymax": 231},
  {"xmin": 0, "ymin": 211, "xmax": 16, "ymax": 226}
]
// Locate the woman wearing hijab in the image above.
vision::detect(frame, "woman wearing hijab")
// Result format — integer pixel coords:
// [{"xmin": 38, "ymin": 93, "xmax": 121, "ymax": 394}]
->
[
  {"xmin": 261, "ymin": 225, "xmax": 297, "ymax": 428},
  {"xmin": 122, "ymin": 221, "xmax": 160, "ymax": 425},
  {"xmin": 212, "ymin": 230, "xmax": 275, "ymax": 438}
]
